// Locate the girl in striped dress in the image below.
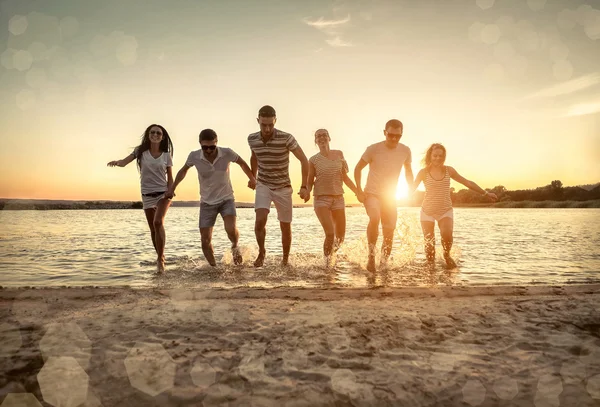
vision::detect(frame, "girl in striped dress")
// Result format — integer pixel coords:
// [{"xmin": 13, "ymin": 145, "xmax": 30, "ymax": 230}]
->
[
  {"xmin": 306, "ymin": 129, "xmax": 359, "ymax": 267},
  {"xmin": 411, "ymin": 143, "xmax": 497, "ymax": 268}
]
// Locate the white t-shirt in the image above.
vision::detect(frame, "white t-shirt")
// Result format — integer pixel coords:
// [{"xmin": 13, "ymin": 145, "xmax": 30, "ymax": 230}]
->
[
  {"xmin": 361, "ymin": 141, "xmax": 412, "ymax": 198},
  {"xmin": 185, "ymin": 147, "xmax": 240, "ymax": 205},
  {"xmin": 133, "ymin": 148, "xmax": 173, "ymax": 194}
]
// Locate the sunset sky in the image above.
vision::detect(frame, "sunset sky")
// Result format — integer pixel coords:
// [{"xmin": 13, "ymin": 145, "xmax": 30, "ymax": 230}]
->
[{"xmin": 0, "ymin": 0, "xmax": 599, "ymax": 203}]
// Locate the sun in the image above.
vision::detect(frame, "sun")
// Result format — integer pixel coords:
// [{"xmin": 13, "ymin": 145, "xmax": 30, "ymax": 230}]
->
[{"xmin": 395, "ymin": 178, "xmax": 409, "ymax": 200}]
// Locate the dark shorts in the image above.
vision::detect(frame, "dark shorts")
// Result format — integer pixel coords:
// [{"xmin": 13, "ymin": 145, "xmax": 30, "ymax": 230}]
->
[{"xmin": 199, "ymin": 199, "xmax": 236, "ymax": 228}]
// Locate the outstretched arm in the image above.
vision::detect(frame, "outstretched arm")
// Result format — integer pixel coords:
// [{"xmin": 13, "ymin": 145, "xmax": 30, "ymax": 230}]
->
[
  {"xmin": 235, "ymin": 156, "xmax": 256, "ymax": 190},
  {"xmin": 306, "ymin": 161, "xmax": 316, "ymax": 196},
  {"xmin": 166, "ymin": 164, "xmax": 191, "ymax": 198},
  {"xmin": 408, "ymin": 169, "xmax": 426, "ymax": 194},
  {"xmin": 448, "ymin": 166, "xmax": 498, "ymax": 201},
  {"xmin": 107, "ymin": 153, "xmax": 135, "ymax": 167},
  {"xmin": 291, "ymin": 146, "xmax": 310, "ymax": 202},
  {"xmin": 404, "ymin": 160, "xmax": 414, "ymax": 191},
  {"xmin": 354, "ymin": 159, "xmax": 368, "ymax": 202},
  {"xmin": 250, "ymin": 150, "xmax": 258, "ymax": 178}
]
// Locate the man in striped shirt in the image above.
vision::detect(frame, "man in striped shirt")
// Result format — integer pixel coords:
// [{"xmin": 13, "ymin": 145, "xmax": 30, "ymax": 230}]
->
[
  {"xmin": 248, "ymin": 105, "xmax": 309, "ymax": 267},
  {"xmin": 354, "ymin": 119, "xmax": 414, "ymax": 272}
]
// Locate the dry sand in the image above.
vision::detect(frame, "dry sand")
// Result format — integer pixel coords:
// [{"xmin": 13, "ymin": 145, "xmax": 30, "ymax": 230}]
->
[{"xmin": 1, "ymin": 284, "xmax": 600, "ymax": 406}]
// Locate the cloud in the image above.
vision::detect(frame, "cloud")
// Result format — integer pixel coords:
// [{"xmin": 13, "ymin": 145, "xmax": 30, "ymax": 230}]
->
[
  {"xmin": 564, "ymin": 100, "xmax": 600, "ymax": 117},
  {"xmin": 303, "ymin": 15, "xmax": 351, "ymax": 29},
  {"xmin": 326, "ymin": 36, "xmax": 353, "ymax": 47},
  {"xmin": 303, "ymin": 14, "xmax": 354, "ymax": 47},
  {"xmin": 525, "ymin": 73, "xmax": 600, "ymax": 99}
]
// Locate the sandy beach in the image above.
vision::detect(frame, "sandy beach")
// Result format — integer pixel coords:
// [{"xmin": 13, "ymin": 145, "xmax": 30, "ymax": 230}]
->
[{"xmin": 1, "ymin": 284, "xmax": 600, "ymax": 406}]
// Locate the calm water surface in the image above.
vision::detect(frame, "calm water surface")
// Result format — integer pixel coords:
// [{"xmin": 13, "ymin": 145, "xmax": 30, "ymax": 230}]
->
[{"xmin": 0, "ymin": 207, "xmax": 599, "ymax": 288}]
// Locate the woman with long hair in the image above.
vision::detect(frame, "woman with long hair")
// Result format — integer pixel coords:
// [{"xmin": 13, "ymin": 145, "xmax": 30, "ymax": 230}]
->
[
  {"xmin": 306, "ymin": 129, "xmax": 359, "ymax": 267},
  {"xmin": 107, "ymin": 124, "xmax": 174, "ymax": 273},
  {"xmin": 410, "ymin": 143, "xmax": 497, "ymax": 268}
]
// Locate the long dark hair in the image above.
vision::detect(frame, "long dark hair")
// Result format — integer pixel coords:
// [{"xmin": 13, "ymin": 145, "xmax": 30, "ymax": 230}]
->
[{"xmin": 135, "ymin": 124, "xmax": 174, "ymax": 171}]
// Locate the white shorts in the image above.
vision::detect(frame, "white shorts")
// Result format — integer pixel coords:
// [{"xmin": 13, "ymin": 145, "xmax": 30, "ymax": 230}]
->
[
  {"xmin": 142, "ymin": 192, "xmax": 167, "ymax": 210},
  {"xmin": 420, "ymin": 208, "xmax": 453, "ymax": 223},
  {"xmin": 255, "ymin": 183, "xmax": 293, "ymax": 223}
]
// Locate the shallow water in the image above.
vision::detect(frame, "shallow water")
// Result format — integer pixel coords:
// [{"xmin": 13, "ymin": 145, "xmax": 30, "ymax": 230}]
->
[{"xmin": 0, "ymin": 207, "xmax": 599, "ymax": 288}]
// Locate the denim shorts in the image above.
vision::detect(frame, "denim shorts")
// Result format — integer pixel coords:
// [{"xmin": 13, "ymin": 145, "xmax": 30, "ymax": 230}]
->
[{"xmin": 199, "ymin": 199, "xmax": 236, "ymax": 228}]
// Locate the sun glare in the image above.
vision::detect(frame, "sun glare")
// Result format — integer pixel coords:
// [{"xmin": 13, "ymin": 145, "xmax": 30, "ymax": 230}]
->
[{"xmin": 396, "ymin": 178, "xmax": 409, "ymax": 200}]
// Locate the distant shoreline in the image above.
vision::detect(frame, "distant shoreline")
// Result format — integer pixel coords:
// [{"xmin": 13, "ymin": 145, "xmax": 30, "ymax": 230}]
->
[{"xmin": 1, "ymin": 198, "xmax": 599, "ymax": 210}]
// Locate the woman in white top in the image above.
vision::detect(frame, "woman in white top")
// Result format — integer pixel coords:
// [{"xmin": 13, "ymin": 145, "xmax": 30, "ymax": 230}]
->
[
  {"xmin": 409, "ymin": 143, "xmax": 497, "ymax": 268},
  {"xmin": 306, "ymin": 129, "xmax": 359, "ymax": 267},
  {"xmin": 107, "ymin": 124, "xmax": 174, "ymax": 273}
]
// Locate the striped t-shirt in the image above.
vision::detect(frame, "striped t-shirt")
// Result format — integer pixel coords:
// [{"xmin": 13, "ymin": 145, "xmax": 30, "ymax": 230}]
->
[
  {"xmin": 248, "ymin": 129, "xmax": 298, "ymax": 189},
  {"xmin": 422, "ymin": 166, "xmax": 453, "ymax": 217},
  {"xmin": 309, "ymin": 153, "xmax": 348, "ymax": 196}
]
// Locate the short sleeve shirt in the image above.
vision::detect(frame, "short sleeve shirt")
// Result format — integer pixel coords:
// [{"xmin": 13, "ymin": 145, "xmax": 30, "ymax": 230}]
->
[
  {"xmin": 185, "ymin": 147, "xmax": 239, "ymax": 205},
  {"xmin": 361, "ymin": 141, "xmax": 412, "ymax": 198},
  {"xmin": 133, "ymin": 148, "xmax": 173, "ymax": 194},
  {"xmin": 247, "ymin": 129, "xmax": 298, "ymax": 189}
]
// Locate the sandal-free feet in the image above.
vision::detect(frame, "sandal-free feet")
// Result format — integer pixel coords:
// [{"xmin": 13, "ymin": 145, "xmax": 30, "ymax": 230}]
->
[
  {"xmin": 444, "ymin": 254, "xmax": 457, "ymax": 269},
  {"xmin": 367, "ymin": 256, "xmax": 376, "ymax": 273},
  {"xmin": 232, "ymin": 247, "xmax": 243, "ymax": 265},
  {"xmin": 254, "ymin": 251, "xmax": 265, "ymax": 267}
]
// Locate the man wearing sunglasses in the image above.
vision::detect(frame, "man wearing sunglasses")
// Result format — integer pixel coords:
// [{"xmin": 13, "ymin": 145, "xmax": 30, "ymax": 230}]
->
[
  {"xmin": 166, "ymin": 129, "xmax": 256, "ymax": 266},
  {"xmin": 354, "ymin": 119, "xmax": 414, "ymax": 273}
]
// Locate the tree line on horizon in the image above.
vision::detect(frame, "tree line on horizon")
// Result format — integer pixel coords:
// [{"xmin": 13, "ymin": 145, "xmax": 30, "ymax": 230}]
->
[
  {"xmin": 426, "ymin": 180, "xmax": 600, "ymax": 205},
  {"xmin": 0, "ymin": 181, "xmax": 598, "ymax": 210}
]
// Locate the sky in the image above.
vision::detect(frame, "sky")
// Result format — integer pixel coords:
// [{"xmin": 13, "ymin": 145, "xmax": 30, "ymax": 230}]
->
[{"xmin": 0, "ymin": 0, "xmax": 599, "ymax": 204}]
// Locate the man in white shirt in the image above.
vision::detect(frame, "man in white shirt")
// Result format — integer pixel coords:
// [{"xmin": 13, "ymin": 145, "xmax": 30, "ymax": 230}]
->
[
  {"xmin": 354, "ymin": 119, "xmax": 414, "ymax": 272},
  {"xmin": 167, "ymin": 129, "xmax": 256, "ymax": 266}
]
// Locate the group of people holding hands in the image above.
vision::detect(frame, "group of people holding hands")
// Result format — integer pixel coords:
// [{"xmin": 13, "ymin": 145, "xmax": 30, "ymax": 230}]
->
[{"xmin": 108, "ymin": 105, "xmax": 497, "ymax": 273}]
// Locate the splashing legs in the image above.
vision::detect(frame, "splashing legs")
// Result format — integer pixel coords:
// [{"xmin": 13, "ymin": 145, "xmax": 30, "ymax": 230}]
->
[
  {"xmin": 223, "ymin": 215, "xmax": 242, "ymax": 265},
  {"xmin": 254, "ymin": 209, "xmax": 269, "ymax": 267},
  {"xmin": 200, "ymin": 227, "xmax": 217, "ymax": 267},
  {"xmin": 421, "ymin": 221, "xmax": 436, "ymax": 263},
  {"xmin": 438, "ymin": 217, "xmax": 456, "ymax": 268}
]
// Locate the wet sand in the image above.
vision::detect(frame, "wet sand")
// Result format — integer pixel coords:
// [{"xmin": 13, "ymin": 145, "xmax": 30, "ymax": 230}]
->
[{"xmin": 1, "ymin": 284, "xmax": 600, "ymax": 406}]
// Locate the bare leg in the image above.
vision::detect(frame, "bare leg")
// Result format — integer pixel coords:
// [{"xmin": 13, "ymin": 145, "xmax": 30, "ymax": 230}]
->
[
  {"xmin": 143, "ymin": 208, "xmax": 157, "ymax": 254},
  {"xmin": 200, "ymin": 227, "xmax": 216, "ymax": 266},
  {"xmin": 365, "ymin": 205, "xmax": 380, "ymax": 272},
  {"xmin": 280, "ymin": 221, "xmax": 292, "ymax": 266},
  {"xmin": 380, "ymin": 204, "xmax": 397, "ymax": 267},
  {"xmin": 438, "ymin": 217, "xmax": 456, "ymax": 268},
  {"xmin": 254, "ymin": 209, "xmax": 269, "ymax": 267},
  {"xmin": 331, "ymin": 208, "xmax": 346, "ymax": 252},
  {"xmin": 223, "ymin": 215, "xmax": 242, "ymax": 265},
  {"xmin": 421, "ymin": 221, "xmax": 436, "ymax": 263},
  {"xmin": 314, "ymin": 207, "xmax": 335, "ymax": 262},
  {"xmin": 153, "ymin": 198, "xmax": 172, "ymax": 272}
]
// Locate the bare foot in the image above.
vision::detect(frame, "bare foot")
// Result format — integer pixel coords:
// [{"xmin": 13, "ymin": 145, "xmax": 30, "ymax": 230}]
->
[
  {"xmin": 367, "ymin": 256, "xmax": 376, "ymax": 272},
  {"xmin": 254, "ymin": 251, "xmax": 265, "ymax": 267},
  {"xmin": 281, "ymin": 255, "xmax": 289, "ymax": 267},
  {"xmin": 444, "ymin": 254, "xmax": 457, "ymax": 269},
  {"xmin": 380, "ymin": 256, "xmax": 389, "ymax": 270},
  {"xmin": 157, "ymin": 257, "xmax": 165, "ymax": 274},
  {"xmin": 232, "ymin": 247, "xmax": 243, "ymax": 265}
]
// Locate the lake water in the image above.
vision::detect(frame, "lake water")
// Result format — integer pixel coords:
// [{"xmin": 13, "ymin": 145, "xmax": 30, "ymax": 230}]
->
[{"xmin": 0, "ymin": 207, "xmax": 599, "ymax": 288}]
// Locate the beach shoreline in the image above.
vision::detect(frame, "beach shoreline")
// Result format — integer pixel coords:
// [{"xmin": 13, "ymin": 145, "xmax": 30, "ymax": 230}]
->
[{"xmin": 1, "ymin": 284, "xmax": 600, "ymax": 406}]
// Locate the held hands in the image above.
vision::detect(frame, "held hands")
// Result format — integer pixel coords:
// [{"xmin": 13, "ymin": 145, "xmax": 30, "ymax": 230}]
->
[
  {"xmin": 485, "ymin": 192, "xmax": 498, "ymax": 202},
  {"xmin": 298, "ymin": 187, "xmax": 310, "ymax": 203},
  {"xmin": 355, "ymin": 190, "xmax": 365, "ymax": 203},
  {"xmin": 164, "ymin": 189, "xmax": 175, "ymax": 200},
  {"xmin": 247, "ymin": 177, "xmax": 257, "ymax": 190}
]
